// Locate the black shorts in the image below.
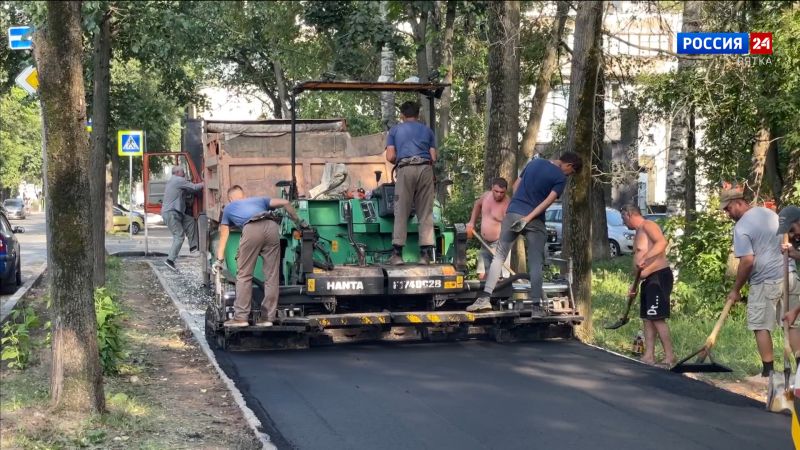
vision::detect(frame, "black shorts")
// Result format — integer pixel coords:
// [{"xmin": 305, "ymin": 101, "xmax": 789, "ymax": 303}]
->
[{"xmin": 640, "ymin": 267, "xmax": 673, "ymax": 320}]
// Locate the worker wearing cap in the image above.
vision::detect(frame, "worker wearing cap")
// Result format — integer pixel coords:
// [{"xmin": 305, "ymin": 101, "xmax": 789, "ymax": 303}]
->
[
  {"xmin": 777, "ymin": 207, "xmax": 800, "ymax": 327},
  {"xmin": 721, "ymin": 190, "xmax": 800, "ymax": 378}
]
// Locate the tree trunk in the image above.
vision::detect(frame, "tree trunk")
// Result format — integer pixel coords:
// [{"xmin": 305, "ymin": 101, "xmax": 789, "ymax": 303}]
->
[
  {"xmin": 764, "ymin": 125, "xmax": 783, "ymax": 205},
  {"xmin": 379, "ymin": 1, "xmax": 397, "ymax": 131},
  {"xmin": 467, "ymin": 79, "xmax": 480, "ymax": 116},
  {"xmin": 592, "ymin": 67, "xmax": 610, "ymax": 261},
  {"xmin": 105, "ymin": 161, "xmax": 114, "ymax": 232},
  {"xmin": 749, "ymin": 124, "xmax": 771, "ymax": 202},
  {"xmin": 483, "ymin": 0, "xmax": 520, "ymax": 189},
  {"xmin": 111, "ymin": 150, "xmax": 120, "ymax": 204},
  {"xmin": 407, "ymin": 3, "xmax": 430, "ymax": 124},
  {"xmin": 272, "ymin": 59, "xmax": 291, "ymax": 119},
  {"xmin": 611, "ymin": 107, "xmax": 639, "ymax": 208},
  {"xmin": 519, "ymin": 0, "xmax": 569, "ymax": 161},
  {"xmin": 435, "ymin": 1, "xmax": 456, "ymax": 146},
  {"xmin": 90, "ymin": 7, "xmax": 112, "ymax": 287},
  {"xmin": 268, "ymin": 90, "xmax": 283, "ymax": 119},
  {"xmin": 34, "ymin": 0, "xmax": 105, "ymax": 414},
  {"xmin": 685, "ymin": 104, "xmax": 697, "ymax": 225},
  {"xmin": 665, "ymin": 0, "xmax": 701, "ymax": 218},
  {"xmin": 562, "ymin": 0, "xmax": 603, "ymax": 339}
]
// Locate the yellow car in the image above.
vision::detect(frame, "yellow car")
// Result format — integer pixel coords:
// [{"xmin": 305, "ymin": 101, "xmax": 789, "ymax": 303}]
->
[{"xmin": 112, "ymin": 206, "xmax": 144, "ymax": 234}]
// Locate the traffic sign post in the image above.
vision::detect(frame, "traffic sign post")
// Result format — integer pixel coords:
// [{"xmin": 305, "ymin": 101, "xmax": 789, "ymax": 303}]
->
[
  {"xmin": 8, "ymin": 26, "xmax": 33, "ymax": 50},
  {"xmin": 118, "ymin": 130, "xmax": 144, "ymax": 240}
]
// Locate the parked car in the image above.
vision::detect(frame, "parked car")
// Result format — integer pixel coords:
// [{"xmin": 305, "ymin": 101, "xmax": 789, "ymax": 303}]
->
[
  {"xmin": 544, "ymin": 204, "xmax": 635, "ymax": 257},
  {"xmin": 0, "ymin": 207, "xmax": 25, "ymax": 294},
  {"xmin": 2, "ymin": 198, "xmax": 26, "ymax": 220},
  {"xmin": 112, "ymin": 206, "xmax": 145, "ymax": 234},
  {"xmin": 114, "ymin": 203, "xmax": 145, "ymax": 222}
]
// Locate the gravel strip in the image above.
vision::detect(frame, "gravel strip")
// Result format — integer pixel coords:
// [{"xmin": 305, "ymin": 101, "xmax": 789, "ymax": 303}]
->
[{"xmin": 145, "ymin": 257, "xmax": 276, "ymax": 450}]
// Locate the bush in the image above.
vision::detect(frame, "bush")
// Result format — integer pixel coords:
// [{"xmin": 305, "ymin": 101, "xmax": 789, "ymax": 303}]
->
[
  {"xmin": 1, "ymin": 306, "xmax": 40, "ymax": 369},
  {"xmin": 95, "ymin": 287, "xmax": 126, "ymax": 375},
  {"xmin": 663, "ymin": 211, "xmax": 733, "ymax": 320}
]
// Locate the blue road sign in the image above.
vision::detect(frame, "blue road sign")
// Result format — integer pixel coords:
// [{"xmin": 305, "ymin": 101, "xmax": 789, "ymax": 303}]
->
[
  {"xmin": 118, "ymin": 130, "xmax": 144, "ymax": 156},
  {"xmin": 8, "ymin": 26, "xmax": 33, "ymax": 50}
]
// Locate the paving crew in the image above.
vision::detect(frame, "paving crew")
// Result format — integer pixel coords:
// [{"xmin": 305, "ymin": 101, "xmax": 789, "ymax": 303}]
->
[
  {"xmin": 466, "ymin": 152, "xmax": 582, "ymax": 315},
  {"xmin": 467, "ymin": 177, "xmax": 511, "ymax": 280},
  {"xmin": 213, "ymin": 185, "xmax": 306, "ymax": 328},
  {"xmin": 721, "ymin": 190, "xmax": 800, "ymax": 378},
  {"xmin": 162, "ymin": 166, "xmax": 204, "ymax": 271},
  {"xmin": 620, "ymin": 204, "xmax": 675, "ymax": 366},
  {"xmin": 385, "ymin": 101, "xmax": 438, "ymax": 266}
]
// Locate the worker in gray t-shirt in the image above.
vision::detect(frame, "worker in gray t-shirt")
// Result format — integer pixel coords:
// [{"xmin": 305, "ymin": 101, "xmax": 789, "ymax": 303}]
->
[
  {"xmin": 161, "ymin": 166, "xmax": 204, "ymax": 271},
  {"xmin": 721, "ymin": 189, "xmax": 800, "ymax": 378}
]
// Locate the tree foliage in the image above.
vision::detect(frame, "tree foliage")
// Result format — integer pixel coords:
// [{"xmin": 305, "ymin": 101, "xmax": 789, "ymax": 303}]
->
[
  {"xmin": 0, "ymin": 87, "xmax": 42, "ymax": 195},
  {"xmin": 636, "ymin": 2, "xmax": 800, "ymax": 203}
]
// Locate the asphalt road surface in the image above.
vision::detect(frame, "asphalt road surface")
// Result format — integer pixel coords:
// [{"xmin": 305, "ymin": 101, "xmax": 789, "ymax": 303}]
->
[{"xmin": 216, "ymin": 340, "xmax": 792, "ymax": 450}]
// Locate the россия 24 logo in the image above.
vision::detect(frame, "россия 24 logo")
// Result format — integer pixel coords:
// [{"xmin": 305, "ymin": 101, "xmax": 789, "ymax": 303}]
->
[{"xmin": 677, "ymin": 32, "xmax": 773, "ymax": 55}]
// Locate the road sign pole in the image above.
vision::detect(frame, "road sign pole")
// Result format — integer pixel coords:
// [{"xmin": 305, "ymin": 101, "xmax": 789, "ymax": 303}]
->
[
  {"xmin": 144, "ymin": 131, "xmax": 149, "ymax": 255},
  {"xmin": 129, "ymin": 155, "xmax": 133, "ymax": 240},
  {"xmin": 117, "ymin": 129, "xmax": 143, "ymax": 242}
]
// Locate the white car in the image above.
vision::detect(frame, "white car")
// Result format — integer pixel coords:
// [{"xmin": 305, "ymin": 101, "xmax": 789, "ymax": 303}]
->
[{"xmin": 544, "ymin": 205, "xmax": 634, "ymax": 257}]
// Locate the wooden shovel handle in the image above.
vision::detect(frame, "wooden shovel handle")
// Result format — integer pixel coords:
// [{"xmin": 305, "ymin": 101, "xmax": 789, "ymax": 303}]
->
[
  {"xmin": 705, "ymin": 296, "xmax": 736, "ymax": 349},
  {"xmin": 474, "ymin": 232, "xmax": 516, "ymax": 276},
  {"xmin": 783, "ymin": 234, "xmax": 794, "ymax": 360},
  {"xmin": 629, "ymin": 271, "xmax": 642, "ymax": 299}
]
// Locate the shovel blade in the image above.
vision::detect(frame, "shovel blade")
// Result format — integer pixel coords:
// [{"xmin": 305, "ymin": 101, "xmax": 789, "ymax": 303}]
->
[
  {"xmin": 670, "ymin": 360, "xmax": 733, "ymax": 373},
  {"xmin": 767, "ymin": 373, "xmax": 794, "ymax": 414}
]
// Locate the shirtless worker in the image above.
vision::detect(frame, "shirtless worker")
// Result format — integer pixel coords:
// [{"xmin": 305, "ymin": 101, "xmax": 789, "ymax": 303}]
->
[
  {"xmin": 620, "ymin": 204, "xmax": 675, "ymax": 366},
  {"xmin": 466, "ymin": 178, "xmax": 511, "ymax": 280}
]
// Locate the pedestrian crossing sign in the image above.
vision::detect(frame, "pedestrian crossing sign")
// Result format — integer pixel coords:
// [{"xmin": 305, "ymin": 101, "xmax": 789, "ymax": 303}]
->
[{"xmin": 117, "ymin": 130, "xmax": 143, "ymax": 156}]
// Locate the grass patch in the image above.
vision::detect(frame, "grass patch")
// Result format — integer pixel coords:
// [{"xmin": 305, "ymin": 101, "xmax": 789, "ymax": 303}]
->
[
  {"xmin": 591, "ymin": 256, "xmax": 789, "ymax": 378},
  {"xmin": 0, "ymin": 371, "xmax": 49, "ymax": 414},
  {"xmin": 0, "ymin": 259, "xmax": 158, "ymax": 449}
]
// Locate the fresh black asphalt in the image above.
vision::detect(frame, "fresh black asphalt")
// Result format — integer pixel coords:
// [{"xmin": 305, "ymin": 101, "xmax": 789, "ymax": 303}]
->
[{"xmin": 215, "ymin": 340, "xmax": 792, "ymax": 450}]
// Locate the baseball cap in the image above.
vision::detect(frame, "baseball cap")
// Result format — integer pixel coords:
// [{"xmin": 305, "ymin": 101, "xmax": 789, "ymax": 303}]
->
[
  {"xmin": 777, "ymin": 206, "xmax": 800, "ymax": 234},
  {"xmin": 719, "ymin": 189, "xmax": 744, "ymax": 210}
]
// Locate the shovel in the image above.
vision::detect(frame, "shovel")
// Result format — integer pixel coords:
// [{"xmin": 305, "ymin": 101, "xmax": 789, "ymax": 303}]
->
[
  {"xmin": 671, "ymin": 296, "xmax": 735, "ymax": 373},
  {"xmin": 767, "ymin": 235, "xmax": 795, "ymax": 413},
  {"xmin": 604, "ymin": 270, "xmax": 642, "ymax": 330},
  {"xmin": 473, "ymin": 232, "xmax": 516, "ymax": 276}
]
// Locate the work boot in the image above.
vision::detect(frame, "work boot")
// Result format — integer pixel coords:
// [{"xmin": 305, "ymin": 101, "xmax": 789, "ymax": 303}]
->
[
  {"xmin": 389, "ymin": 246, "xmax": 405, "ymax": 266},
  {"xmin": 466, "ymin": 294, "xmax": 492, "ymax": 312},
  {"xmin": 419, "ymin": 246, "xmax": 434, "ymax": 265}
]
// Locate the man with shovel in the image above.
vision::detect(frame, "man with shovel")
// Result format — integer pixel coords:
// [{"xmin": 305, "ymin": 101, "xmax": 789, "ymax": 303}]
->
[
  {"xmin": 466, "ymin": 177, "xmax": 511, "ymax": 280},
  {"xmin": 721, "ymin": 190, "xmax": 800, "ymax": 379},
  {"xmin": 466, "ymin": 152, "xmax": 583, "ymax": 315},
  {"xmin": 620, "ymin": 205, "xmax": 675, "ymax": 366}
]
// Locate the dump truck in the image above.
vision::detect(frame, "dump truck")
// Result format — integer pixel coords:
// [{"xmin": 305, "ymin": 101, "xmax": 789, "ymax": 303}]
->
[{"xmin": 144, "ymin": 81, "xmax": 582, "ymax": 350}]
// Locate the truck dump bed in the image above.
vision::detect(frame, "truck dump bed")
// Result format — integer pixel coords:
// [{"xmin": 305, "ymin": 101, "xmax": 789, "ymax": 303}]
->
[{"xmin": 203, "ymin": 119, "xmax": 393, "ymax": 223}]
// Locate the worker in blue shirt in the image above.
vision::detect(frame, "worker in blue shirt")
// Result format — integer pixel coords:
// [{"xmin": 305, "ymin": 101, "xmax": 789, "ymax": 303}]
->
[
  {"xmin": 213, "ymin": 185, "xmax": 306, "ymax": 328},
  {"xmin": 385, "ymin": 101, "xmax": 438, "ymax": 265},
  {"xmin": 466, "ymin": 152, "xmax": 583, "ymax": 316}
]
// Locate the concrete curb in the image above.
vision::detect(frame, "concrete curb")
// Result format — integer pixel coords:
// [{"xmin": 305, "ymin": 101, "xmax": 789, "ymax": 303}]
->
[
  {"xmin": 147, "ymin": 261, "xmax": 275, "ymax": 450},
  {"xmin": 109, "ymin": 251, "xmax": 168, "ymax": 257},
  {"xmin": 0, "ymin": 263, "xmax": 47, "ymax": 324}
]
